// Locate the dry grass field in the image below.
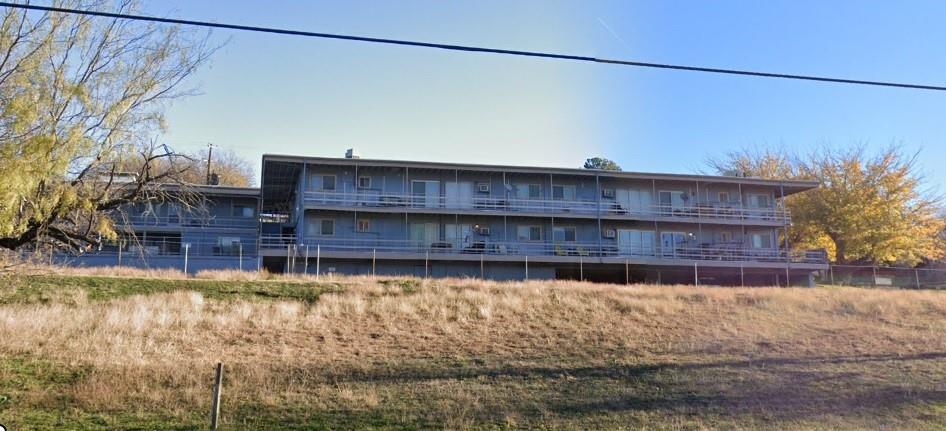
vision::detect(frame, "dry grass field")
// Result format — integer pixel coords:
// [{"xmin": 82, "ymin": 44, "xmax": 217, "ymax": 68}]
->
[{"xmin": 2, "ymin": 268, "xmax": 946, "ymax": 429}]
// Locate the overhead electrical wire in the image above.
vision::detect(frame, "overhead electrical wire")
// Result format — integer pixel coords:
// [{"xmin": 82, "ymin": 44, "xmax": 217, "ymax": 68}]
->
[{"xmin": 1, "ymin": 2, "xmax": 944, "ymax": 91}]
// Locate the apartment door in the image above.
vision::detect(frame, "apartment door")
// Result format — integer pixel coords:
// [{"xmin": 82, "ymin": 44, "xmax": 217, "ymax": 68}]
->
[
  {"xmin": 660, "ymin": 232, "xmax": 687, "ymax": 257},
  {"xmin": 445, "ymin": 223, "xmax": 473, "ymax": 249},
  {"xmin": 618, "ymin": 229, "xmax": 655, "ymax": 256},
  {"xmin": 445, "ymin": 182, "xmax": 473, "ymax": 209},
  {"xmin": 409, "ymin": 222, "xmax": 439, "ymax": 250},
  {"xmin": 658, "ymin": 191, "xmax": 686, "ymax": 212},
  {"xmin": 411, "ymin": 180, "xmax": 441, "ymax": 208},
  {"xmin": 617, "ymin": 189, "xmax": 652, "ymax": 214},
  {"xmin": 616, "ymin": 189, "xmax": 633, "ymax": 213}
]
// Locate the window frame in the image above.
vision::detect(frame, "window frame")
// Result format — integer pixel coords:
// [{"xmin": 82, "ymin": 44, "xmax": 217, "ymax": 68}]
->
[
  {"xmin": 748, "ymin": 193, "xmax": 772, "ymax": 208},
  {"xmin": 552, "ymin": 184, "xmax": 576, "ymax": 201},
  {"xmin": 311, "ymin": 218, "xmax": 334, "ymax": 236},
  {"xmin": 517, "ymin": 225, "xmax": 543, "ymax": 242},
  {"xmin": 750, "ymin": 232, "xmax": 773, "ymax": 249},
  {"xmin": 358, "ymin": 176, "xmax": 372, "ymax": 189},
  {"xmin": 233, "ymin": 204, "xmax": 254, "ymax": 218},
  {"xmin": 658, "ymin": 190, "xmax": 686, "ymax": 208},
  {"xmin": 552, "ymin": 226, "xmax": 577, "ymax": 242},
  {"xmin": 527, "ymin": 184, "xmax": 543, "ymax": 199},
  {"xmin": 320, "ymin": 175, "xmax": 337, "ymax": 191}
]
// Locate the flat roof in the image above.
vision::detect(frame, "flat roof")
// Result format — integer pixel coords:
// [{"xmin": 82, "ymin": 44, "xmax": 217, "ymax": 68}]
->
[{"xmin": 262, "ymin": 154, "xmax": 819, "ymax": 194}]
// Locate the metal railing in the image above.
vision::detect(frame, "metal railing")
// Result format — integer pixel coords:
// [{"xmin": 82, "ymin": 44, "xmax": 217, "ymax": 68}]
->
[
  {"xmin": 80, "ymin": 238, "xmax": 259, "ymax": 258},
  {"xmin": 118, "ymin": 214, "xmax": 259, "ymax": 229},
  {"xmin": 260, "ymin": 235, "xmax": 826, "ymax": 264},
  {"xmin": 818, "ymin": 265, "xmax": 946, "ymax": 289},
  {"xmin": 303, "ymin": 191, "xmax": 790, "ymax": 222}
]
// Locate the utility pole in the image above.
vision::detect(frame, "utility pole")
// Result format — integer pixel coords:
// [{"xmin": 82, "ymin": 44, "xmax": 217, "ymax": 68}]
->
[{"xmin": 205, "ymin": 143, "xmax": 215, "ymax": 185}]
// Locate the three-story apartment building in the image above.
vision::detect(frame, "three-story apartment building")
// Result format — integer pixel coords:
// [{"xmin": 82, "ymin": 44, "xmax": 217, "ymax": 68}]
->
[{"xmin": 259, "ymin": 154, "xmax": 827, "ymax": 285}]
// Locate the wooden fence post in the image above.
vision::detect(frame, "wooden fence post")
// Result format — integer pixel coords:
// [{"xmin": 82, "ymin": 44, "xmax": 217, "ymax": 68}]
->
[{"xmin": 210, "ymin": 362, "xmax": 224, "ymax": 430}]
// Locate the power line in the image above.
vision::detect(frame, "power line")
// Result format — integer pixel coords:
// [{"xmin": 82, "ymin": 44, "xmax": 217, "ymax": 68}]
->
[{"xmin": 2, "ymin": 2, "xmax": 945, "ymax": 92}]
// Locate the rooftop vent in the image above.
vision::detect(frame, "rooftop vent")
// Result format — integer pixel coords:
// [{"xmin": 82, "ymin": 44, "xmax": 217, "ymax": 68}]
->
[{"xmin": 345, "ymin": 148, "xmax": 360, "ymax": 159}]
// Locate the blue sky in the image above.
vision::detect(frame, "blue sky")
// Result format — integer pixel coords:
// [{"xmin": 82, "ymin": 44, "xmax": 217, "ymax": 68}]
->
[{"xmin": 142, "ymin": 1, "xmax": 946, "ymax": 188}]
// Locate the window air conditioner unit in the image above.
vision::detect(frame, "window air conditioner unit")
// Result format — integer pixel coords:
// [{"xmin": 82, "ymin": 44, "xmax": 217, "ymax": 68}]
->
[
  {"xmin": 602, "ymin": 188, "xmax": 615, "ymax": 198},
  {"xmin": 603, "ymin": 228, "xmax": 617, "ymax": 239},
  {"xmin": 477, "ymin": 226, "xmax": 491, "ymax": 236},
  {"xmin": 477, "ymin": 182, "xmax": 490, "ymax": 193}
]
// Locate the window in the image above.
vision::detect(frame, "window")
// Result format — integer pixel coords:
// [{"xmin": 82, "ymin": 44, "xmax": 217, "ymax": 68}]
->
[
  {"xmin": 356, "ymin": 219, "xmax": 370, "ymax": 233},
  {"xmin": 358, "ymin": 176, "xmax": 371, "ymax": 189},
  {"xmin": 217, "ymin": 237, "xmax": 240, "ymax": 255},
  {"xmin": 517, "ymin": 225, "xmax": 542, "ymax": 241},
  {"xmin": 309, "ymin": 219, "xmax": 335, "ymax": 236},
  {"xmin": 658, "ymin": 190, "xmax": 686, "ymax": 209},
  {"xmin": 553, "ymin": 226, "xmax": 577, "ymax": 242},
  {"xmin": 718, "ymin": 191, "xmax": 730, "ymax": 203},
  {"xmin": 321, "ymin": 219, "xmax": 335, "ymax": 236},
  {"xmin": 234, "ymin": 205, "xmax": 254, "ymax": 218},
  {"xmin": 552, "ymin": 185, "xmax": 576, "ymax": 200},
  {"xmin": 751, "ymin": 233, "xmax": 773, "ymax": 249},
  {"xmin": 719, "ymin": 231, "xmax": 734, "ymax": 243},
  {"xmin": 316, "ymin": 175, "xmax": 336, "ymax": 191},
  {"xmin": 748, "ymin": 193, "xmax": 771, "ymax": 208},
  {"xmin": 528, "ymin": 184, "xmax": 542, "ymax": 199}
]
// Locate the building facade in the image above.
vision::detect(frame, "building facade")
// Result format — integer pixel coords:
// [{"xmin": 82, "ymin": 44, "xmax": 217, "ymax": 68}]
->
[
  {"xmin": 60, "ymin": 185, "xmax": 260, "ymax": 273},
  {"xmin": 259, "ymin": 155, "xmax": 828, "ymax": 285}
]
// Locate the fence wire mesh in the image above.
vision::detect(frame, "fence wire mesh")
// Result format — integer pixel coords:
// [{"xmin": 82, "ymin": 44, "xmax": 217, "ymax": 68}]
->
[{"xmin": 817, "ymin": 265, "xmax": 946, "ymax": 289}]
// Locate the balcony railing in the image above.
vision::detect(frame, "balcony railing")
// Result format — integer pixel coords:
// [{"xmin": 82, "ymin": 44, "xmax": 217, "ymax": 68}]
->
[
  {"xmin": 77, "ymin": 238, "xmax": 259, "ymax": 257},
  {"xmin": 303, "ymin": 191, "xmax": 790, "ymax": 223},
  {"xmin": 118, "ymin": 215, "xmax": 259, "ymax": 229},
  {"xmin": 260, "ymin": 235, "xmax": 826, "ymax": 265}
]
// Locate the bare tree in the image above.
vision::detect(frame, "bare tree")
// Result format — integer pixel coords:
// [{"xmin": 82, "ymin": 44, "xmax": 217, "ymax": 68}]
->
[{"xmin": 177, "ymin": 147, "xmax": 256, "ymax": 187}]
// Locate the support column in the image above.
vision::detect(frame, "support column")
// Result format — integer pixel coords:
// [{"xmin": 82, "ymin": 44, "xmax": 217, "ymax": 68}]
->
[
  {"xmin": 652, "ymin": 179, "xmax": 659, "ymax": 256},
  {"xmin": 780, "ymin": 183, "xmax": 791, "ymax": 285},
  {"xmin": 696, "ymin": 180, "xmax": 703, "ymax": 247},
  {"xmin": 595, "ymin": 174, "xmax": 603, "ymax": 256}
]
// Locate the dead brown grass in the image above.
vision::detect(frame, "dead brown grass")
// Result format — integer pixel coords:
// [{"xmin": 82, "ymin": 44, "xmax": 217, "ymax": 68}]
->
[{"xmin": 4, "ymin": 276, "xmax": 946, "ymax": 429}]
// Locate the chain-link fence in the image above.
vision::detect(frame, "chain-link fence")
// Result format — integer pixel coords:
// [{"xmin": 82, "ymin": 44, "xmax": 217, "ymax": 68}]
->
[{"xmin": 816, "ymin": 265, "xmax": 946, "ymax": 289}]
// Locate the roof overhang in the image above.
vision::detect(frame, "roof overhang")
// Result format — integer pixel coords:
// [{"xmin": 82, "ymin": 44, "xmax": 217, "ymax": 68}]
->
[{"xmin": 262, "ymin": 154, "xmax": 819, "ymax": 196}]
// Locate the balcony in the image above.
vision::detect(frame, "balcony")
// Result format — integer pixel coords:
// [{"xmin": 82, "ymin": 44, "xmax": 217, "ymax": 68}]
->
[
  {"xmin": 81, "ymin": 237, "xmax": 258, "ymax": 258},
  {"xmin": 302, "ymin": 191, "xmax": 790, "ymax": 224},
  {"xmin": 119, "ymin": 214, "xmax": 259, "ymax": 230},
  {"xmin": 259, "ymin": 235, "xmax": 826, "ymax": 265}
]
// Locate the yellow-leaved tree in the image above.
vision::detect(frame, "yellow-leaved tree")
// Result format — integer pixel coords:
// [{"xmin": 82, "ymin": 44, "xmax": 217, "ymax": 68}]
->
[
  {"xmin": 707, "ymin": 146, "xmax": 945, "ymax": 266},
  {"xmin": 0, "ymin": 1, "xmax": 216, "ymax": 252}
]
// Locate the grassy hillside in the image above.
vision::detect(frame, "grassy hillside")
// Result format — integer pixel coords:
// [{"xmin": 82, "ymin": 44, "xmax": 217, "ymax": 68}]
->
[{"xmin": 2, "ymin": 271, "xmax": 946, "ymax": 429}]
